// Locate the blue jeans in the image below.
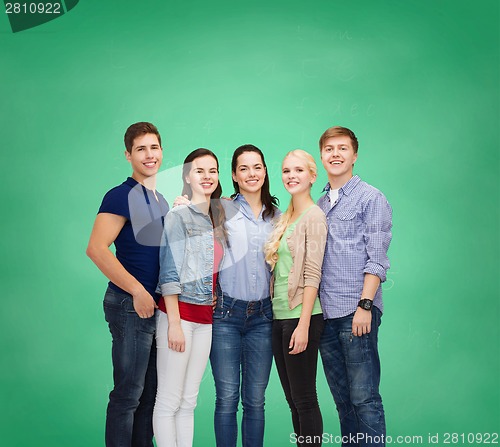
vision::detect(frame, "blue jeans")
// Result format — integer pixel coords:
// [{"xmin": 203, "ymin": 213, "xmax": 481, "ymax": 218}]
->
[
  {"xmin": 320, "ymin": 307, "xmax": 386, "ymax": 447},
  {"xmin": 103, "ymin": 288, "xmax": 157, "ymax": 447},
  {"xmin": 210, "ymin": 295, "xmax": 273, "ymax": 447}
]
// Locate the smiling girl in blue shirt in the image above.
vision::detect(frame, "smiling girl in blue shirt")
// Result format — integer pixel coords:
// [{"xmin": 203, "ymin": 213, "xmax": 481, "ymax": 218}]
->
[{"xmin": 210, "ymin": 145, "xmax": 280, "ymax": 447}]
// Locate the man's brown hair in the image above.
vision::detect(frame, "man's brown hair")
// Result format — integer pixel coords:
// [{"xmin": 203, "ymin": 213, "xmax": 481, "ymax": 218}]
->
[
  {"xmin": 319, "ymin": 126, "xmax": 358, "ymax": 154},
  {"xmin": 124, "ymin": 122, "xmax": 161, "ymax": 153}
]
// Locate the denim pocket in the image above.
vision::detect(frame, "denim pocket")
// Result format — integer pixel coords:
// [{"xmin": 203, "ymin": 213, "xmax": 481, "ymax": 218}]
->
[
  {"xmin": 185, "ymin": 224, "xmax": 205, "ymax": 254},
  {"xmin": 103, "ymin": 290, "xmax": 130, "ymax": 339},
  {"xmin": 339, "ymin": 330, "xmax": 370, "ymax": 364},
  {"xmin": 212, "ymin": 297, "xmax": 233, "ymax": 321},
  {"xmin": 213, "ymin": 306, "xmax": 230, "ymax": 320},
  {"xmin": 261, "ymin": 304, "xmax": 273, "ymax": 323},
  {"xmin": 103, "ymin": 289, "xmax": 136, "ymax": 312},
  {"xmin": 103, "ymin": 289, "xmax": 128, "ymax": 306}
]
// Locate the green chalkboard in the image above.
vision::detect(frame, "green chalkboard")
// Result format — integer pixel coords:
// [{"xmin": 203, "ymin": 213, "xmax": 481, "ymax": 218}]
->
[{"xmin": 0, "ymin": 0, "xmax": 498, "ymax": 445}]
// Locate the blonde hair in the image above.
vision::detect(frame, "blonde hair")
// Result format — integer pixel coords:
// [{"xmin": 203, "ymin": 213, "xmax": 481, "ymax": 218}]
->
[{"xmin": 264, "ymin": 150, "xmax": 317, "ymax": 270}]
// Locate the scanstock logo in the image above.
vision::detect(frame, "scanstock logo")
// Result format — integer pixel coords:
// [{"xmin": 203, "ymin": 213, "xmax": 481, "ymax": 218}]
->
[{"xmin": 4, "ymin": 1, "xmax": 79, "ymax": 33}]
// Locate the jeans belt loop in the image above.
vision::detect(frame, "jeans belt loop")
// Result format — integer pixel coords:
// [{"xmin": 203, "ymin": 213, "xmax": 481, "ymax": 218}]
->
[{"xmin": 224, "ymin": 293, "xmax": 236, "ymax": 310}]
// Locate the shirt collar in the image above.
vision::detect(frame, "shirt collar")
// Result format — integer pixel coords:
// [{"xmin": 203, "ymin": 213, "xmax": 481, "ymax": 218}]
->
[
  {"xmin": 233, "ymin": 192, "xmax": 244, "ymax": 203},
  {"xmin": 322, "ymin": 175, "xmax": 360, "ymax": 196},
  {"xmin": 233, "ymin": 193, "xmax": 266, "ymax": 220},
  {"xmin": 126, "ymin": 176, "xmax": 158, "ymax": 193},
  {"xmin": 125, "ymin": 176, "xmax": 139, "ymax": 187},
  {"xmin": 186, "ymin": 202, "xmax": 209, "ymax": 216}
]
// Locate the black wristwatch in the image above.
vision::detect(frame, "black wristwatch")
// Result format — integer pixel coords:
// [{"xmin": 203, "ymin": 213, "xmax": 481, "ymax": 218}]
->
[{"xmin": 357, "ymin": 299, "xmax": 373, "ymax": 311}]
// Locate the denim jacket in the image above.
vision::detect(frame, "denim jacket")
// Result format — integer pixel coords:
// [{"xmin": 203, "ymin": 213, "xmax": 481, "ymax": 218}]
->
[{"xmin": 157, "ymin": 204, "xmax": 222, "ymax": 306}]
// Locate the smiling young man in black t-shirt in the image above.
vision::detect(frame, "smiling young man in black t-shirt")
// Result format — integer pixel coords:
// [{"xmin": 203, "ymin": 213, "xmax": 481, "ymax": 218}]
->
[{"xmin": 86, "ymin": 122, "xmax": 169, "ymax": 447}]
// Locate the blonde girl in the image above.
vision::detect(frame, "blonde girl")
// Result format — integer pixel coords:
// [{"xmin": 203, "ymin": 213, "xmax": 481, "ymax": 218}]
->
[{"xmin": 265, "ymin": 150, "xmax": 327, "ymax": 447}]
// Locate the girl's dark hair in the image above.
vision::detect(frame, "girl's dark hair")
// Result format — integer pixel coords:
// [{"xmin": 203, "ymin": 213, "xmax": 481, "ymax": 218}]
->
[
  {"xmin": 182, "ymin": 148, "xmax": 227, "ymax": 244},
  {"xmin": 231, "ymin": 144, "xmax": 279, "ymax": 220}
]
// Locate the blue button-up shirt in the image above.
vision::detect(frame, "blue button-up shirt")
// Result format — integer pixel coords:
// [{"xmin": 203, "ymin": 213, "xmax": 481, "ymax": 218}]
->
[
  {"xmin": 219, "ymin": 194, "xmax": 278, "ymax": 301},
  {"xmin": 317, "ymin": 175, "xmax": 392, "ymax": 318}
]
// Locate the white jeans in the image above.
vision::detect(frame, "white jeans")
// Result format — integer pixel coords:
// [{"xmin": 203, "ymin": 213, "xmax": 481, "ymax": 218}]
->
[{"xmin": 153, "ymin": 311, "xmax": 212, "ymax": 447}]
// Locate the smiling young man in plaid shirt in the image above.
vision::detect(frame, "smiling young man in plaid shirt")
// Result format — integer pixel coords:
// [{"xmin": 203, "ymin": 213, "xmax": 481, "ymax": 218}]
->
[{"xmin": 317, "ymin": 126, "xmax": 392, "ymax": 447}]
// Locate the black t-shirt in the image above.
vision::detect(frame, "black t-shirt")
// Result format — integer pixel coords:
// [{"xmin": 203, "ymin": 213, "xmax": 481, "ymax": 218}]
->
[{"xmin": 98, "ymin": 177, "xmax": 169, "ymax": 301}]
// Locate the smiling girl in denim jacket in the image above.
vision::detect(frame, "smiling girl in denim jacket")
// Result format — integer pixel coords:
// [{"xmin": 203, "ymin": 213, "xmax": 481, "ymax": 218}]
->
[{"xmin": 153, "ymin": 148, "xmax": 227, "ymax": 447}]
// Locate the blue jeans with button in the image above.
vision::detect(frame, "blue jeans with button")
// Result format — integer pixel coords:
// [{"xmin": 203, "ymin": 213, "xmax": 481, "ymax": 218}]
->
[
  {"xmin": 320, "ymin": 307, "xmax": 386, "ymax": 447},
  {"xmin": 103, "ymin": 287, "xmax": 157, "ymax": 447},
  {"xmin": 210, "ymin": 294, "xmax": 273, "ymax": 447}
]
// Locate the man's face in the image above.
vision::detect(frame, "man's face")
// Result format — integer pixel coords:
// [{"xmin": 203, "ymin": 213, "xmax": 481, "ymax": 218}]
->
[
  {"xmin": 321, "ymin": 136, "xmax": 357, "ymax": 181},
  {"xmin": 125, "ymin": 133, "xmax": 163, "ymax": 182}
]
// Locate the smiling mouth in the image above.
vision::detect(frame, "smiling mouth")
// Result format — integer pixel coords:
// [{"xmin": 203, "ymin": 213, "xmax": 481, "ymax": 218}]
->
[{"xmin": 143, "ymin": 161, "xmax": 157, "ymax": 167}]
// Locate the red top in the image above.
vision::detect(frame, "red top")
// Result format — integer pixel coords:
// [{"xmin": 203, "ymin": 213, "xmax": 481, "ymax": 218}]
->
[{"xmin": 158, "ymin": 237, "xmax": 224, "ymax": 324}]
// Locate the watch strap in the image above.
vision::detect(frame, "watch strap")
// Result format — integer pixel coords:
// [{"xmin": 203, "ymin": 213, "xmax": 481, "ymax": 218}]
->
[{"xmin": 357, "ymin": 299, "xmax": 373, "ymax": 310}]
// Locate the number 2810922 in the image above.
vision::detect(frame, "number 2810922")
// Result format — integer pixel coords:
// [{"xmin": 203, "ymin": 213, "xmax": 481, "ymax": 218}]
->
[{"xmin": 5, "ymin": 3, "xmax": 62, "ymax": 14}]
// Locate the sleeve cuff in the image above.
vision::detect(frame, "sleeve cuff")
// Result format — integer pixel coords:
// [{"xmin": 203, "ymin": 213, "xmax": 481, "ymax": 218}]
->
[
  {"xmin": 364, "ymin": 263, "xmax": 387, "ymax": 282},
  {"xmin": 304, "ymin": 278, "xmax": 321, "ymax": 289},
  {"xmin": 160, "ymin": 282, "xmax": 182, "ymax": 296}
]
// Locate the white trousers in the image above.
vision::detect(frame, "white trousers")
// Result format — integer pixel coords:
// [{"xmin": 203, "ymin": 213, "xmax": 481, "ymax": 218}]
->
[{"xmin": 153, "ymin": 312, "xmax": 212, "ymax": 447}]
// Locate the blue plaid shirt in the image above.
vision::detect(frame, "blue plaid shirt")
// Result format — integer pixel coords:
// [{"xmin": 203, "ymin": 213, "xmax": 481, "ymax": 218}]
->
[{"xmin": 317, "ymin": 175, "xmax": 392, "ymax": 318}]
